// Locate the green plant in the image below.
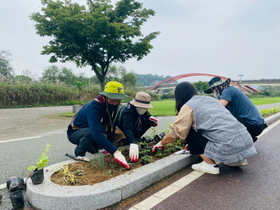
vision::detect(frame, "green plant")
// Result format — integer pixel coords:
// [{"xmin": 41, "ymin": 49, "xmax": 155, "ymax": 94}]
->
[
  {"xmin": 27, "ymin": 144, "xmax": 51, "ymax": 171},
  {"xmin": 96, "ymin": 152, "xmax": 105, "ymax": 171},
  {"xmin": 140, "ymin": 155, "xmax": 154, "ymax": 164},
  {"xmin": 106, "ymin": 170, "xmax": 114, "ymax": 175},
  {"xmin": 260, "ymin": 106, "xmax": 280, "ymax": 117},
  {"xmin": 76, "ymin": 169, "xmax": 84, "ymax": 176}
]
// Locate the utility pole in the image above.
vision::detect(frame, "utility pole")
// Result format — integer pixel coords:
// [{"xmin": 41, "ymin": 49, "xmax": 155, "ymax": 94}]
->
[{"xmin": 238, "ymin": 74, "xmax": 244, "ymax": 85}]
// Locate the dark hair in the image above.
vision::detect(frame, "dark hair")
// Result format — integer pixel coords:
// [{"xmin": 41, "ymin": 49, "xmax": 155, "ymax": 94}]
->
[{"xmin": 174, "ymin": 82, "xmax": 197, "ymax": 114}]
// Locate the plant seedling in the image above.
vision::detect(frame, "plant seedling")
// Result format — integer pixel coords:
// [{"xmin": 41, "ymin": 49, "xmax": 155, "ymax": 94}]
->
[{"xmin": 27, "ymin": 144, "xmax": 51, "ymax": 171}]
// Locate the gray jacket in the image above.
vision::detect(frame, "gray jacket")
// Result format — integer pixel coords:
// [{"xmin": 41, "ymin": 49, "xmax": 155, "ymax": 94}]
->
[{"xmin": 187, "ymin": 95, "xmax": 257, "ymax": 163}]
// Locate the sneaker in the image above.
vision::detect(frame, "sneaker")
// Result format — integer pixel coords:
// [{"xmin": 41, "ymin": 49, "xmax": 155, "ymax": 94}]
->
[
  {"xmin": 191, "ymin": 161, "xmax": 220, "ymax": 174},
  {"xmin": 75, "ymin": 156, "xmax": 90, "ymax": 162},
  {"xmin": 224, "ymin": 159, "xmax": 248, "ymax": 167}
]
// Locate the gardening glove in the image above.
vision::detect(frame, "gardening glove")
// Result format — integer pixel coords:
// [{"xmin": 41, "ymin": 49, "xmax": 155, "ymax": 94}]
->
[
  {"xmin": 129, "ymin": 143, "xmax": 139, "ymax": 162},
  {"xmin": 174, "ymin": 145, "xmax": 190, "ymax": 155},
  {"xmin": 149, "ymin": 116, "xmax": 158, "ymax": 127},
  {"xmin": 152, "ymin": 141, "xmax": 165, "ymax": 153},
  {"xmin": 114, "ymin": 151, "xmax": 130, "ymax": 169}
]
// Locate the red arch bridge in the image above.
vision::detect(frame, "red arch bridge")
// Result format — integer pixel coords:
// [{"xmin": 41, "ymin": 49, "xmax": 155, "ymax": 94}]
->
[{"xmin": 148, "ymin": 73, "xmax": 263, "ymax": 93}]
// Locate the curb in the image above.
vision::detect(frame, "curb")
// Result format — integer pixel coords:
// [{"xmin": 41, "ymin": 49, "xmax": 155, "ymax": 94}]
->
[{"xmin": 26, "ymin": 154, "xmax": 199, "ymax": 210}]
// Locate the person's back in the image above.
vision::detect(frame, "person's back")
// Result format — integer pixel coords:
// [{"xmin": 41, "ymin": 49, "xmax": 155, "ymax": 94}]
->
[
  {"xmin": 204, "ymin": 77, "xmax": 267, "ymax": 141},
  {"xmin": 187, "ymin": 95, "xmax": 256, "ymax": 163},
  {"xmin": 221, "ymin": 86, "xmax": 264, "ymax": 125}
]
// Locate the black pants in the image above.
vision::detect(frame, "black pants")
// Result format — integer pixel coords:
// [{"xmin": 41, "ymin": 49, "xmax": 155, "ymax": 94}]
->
[
  {"xmin": 238, "ymin": 119, "xmax": 268, "ymax": 141},
  {"xmin": 68, "ymin": 127, "xmax": 99, "ymax": 157},
  {"xmin": 186, "ymin": 128, "xmax": 208, "ymax": 155}
]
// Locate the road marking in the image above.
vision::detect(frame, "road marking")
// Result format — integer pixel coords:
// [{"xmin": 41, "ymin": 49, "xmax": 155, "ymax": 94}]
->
[
  {"xmin": 128, "ymin": 171, "xmax": 204, "ymax": 210},
  {"xmin": 259, "ymin": 120, "xmax": 280, "ymax": 137},
  {"xmin": 0, "ymin": 129, "xmax": 65, "ymax": 143}
]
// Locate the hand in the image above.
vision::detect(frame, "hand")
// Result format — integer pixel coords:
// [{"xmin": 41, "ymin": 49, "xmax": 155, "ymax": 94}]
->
[
  {"xmin": 152, "ymin": 141, "xmax": 165, "ymax": 153},
  {"xmin": 149, "ymin": 116, "xmax": 158, "ymax": 127},
  {"xmin": 114, "ymin": 151, "xmax": 130, "ymax": 169},
  {"xmin": 129, "ymin": 143, "xmax": 139, "ymax": 162}
]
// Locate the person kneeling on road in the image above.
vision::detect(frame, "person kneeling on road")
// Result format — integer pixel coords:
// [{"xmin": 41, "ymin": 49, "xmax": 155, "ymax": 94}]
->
[
  {"xmin": 152, "ymin": 81, "xmax": 257, "ymax": 175},
  {"xmin": 117, "ymin": 92, "xmax": 158, "ymax": 162},
  {"xmin": 67, "ymin": 81, "xmax": 130, "ymax": 169}
]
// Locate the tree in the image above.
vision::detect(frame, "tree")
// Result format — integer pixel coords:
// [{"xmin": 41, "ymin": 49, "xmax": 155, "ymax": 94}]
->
[
  {"xmin": 42, "ymin": 65, "xmax": 76, "ymax": 85},
  {"xmin": 193, "ymin": 81, "xmax": 209, "ymax": 94},
  {"xmin": 13, "ymin": 75, "xmax": 33, "ymax": 83},
  {"xmin": 106, "ymin": 65, "xmax": 136, "ymax": 87},
  {"xmin": 121, "ymin": 72, "xmax": 136, "ymax": 87},
  {"xmin": 41, "ymin": 65, "xmax": 60, "ymax": 83},
  {"xmin": 0, "ymin": 50, "xmax": 14, "ymax": 77},
  {"xmin": 30, "ymin": 0, "xmax": 160, "ymax": 89}
]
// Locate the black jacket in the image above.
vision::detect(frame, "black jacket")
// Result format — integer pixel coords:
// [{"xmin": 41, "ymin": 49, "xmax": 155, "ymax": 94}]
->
[{"xmin": 117, "ymin": 103, "xmax": 154, "ymax": 144}]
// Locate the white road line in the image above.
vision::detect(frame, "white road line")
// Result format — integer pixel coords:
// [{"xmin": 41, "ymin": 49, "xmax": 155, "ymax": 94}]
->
[
  {"xmin": 128, "ymin": 171, "xmax": 204, "ymax": 210},
  {"xmin": 259, "ymin": 120, "xmax": 280, "ymax": 137},
  {"xmin": 0, "ymin": 129, "xmax": 65, "ymax": 143}
]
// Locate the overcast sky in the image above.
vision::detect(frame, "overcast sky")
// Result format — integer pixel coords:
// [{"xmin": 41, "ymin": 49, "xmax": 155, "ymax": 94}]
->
[{"xmin": 1, "ymin": 0, "xmax": 280, "ymax": 82}]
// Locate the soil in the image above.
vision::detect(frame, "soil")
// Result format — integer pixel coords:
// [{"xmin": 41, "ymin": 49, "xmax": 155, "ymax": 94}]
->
[{"xmin": 50, "ymin": 146, "xmax": 178, "ymax": 186}]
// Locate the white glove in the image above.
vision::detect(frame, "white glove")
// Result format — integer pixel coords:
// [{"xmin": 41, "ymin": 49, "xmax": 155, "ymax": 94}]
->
[
  {"xmin": 152, "ymin": 141, "xmax": 165, "ymax": 153},
  {"xmin": 114, "ymin": 151, "xmax": 130, "ymax": 169},
  {"xmin": 174, "ymin": 145, "xmax": 190, "ymax": 155},
  {"xmin": 149, "ymin": 116, "xmax": 158, "ymax": 127},
  {"xmin": 129, "ymin": 143, "xmax": 139, "ymax": 162}
]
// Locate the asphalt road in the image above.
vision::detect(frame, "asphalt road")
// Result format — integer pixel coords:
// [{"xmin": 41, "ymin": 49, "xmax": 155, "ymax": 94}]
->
[
  {"xmin": 1, "ymin": 103, "xmax": 280, "ymax": 185},
  {"xmin": 1, "ymin": 103, "xmax": 280, "ymax": 210},
  {"xmin": 0, "ymin": 106, "xmax": 176, "ymax": 185}
]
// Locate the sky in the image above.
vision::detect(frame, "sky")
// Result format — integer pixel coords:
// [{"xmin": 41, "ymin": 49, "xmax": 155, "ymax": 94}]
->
[{"xmin": 1, "ymin": 0, "xmax": 280, "ymax": 82}]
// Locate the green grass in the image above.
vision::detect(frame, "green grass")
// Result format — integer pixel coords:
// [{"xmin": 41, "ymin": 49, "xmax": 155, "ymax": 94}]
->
[
  {"xmin": 149, "ymin": 100, "xmax": 176, "ymax": 116},
  {"xmin": 60, "ymin": 97, "xmax": 280, "ymax": 117},
  {"xmin": 250, "ymin": 97, "xmax": 280, "ymax": 106}
]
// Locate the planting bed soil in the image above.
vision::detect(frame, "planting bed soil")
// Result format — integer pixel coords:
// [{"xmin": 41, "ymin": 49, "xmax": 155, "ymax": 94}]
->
[{"xmin": 51, "ymin": 139, "xmax": 185, "ymax": 186}]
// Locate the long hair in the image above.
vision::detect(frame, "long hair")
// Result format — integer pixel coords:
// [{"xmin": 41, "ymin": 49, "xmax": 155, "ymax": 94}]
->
[{"xmin": 174, "ymin": 82, "xmax": 197, "ymax": 114}]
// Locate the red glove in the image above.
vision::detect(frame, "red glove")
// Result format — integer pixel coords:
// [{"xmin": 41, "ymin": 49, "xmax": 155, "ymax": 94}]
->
[
  {"xmin": 152, "ymin": 141, "xmax": 165, "ymax": 153},
  {"xmin": 149, "ymin": 116, "xmax": 158, "ymax": 127},
  {"xmin": 114, "ymin": 151, "xmax": 130, "ymax": 169}
]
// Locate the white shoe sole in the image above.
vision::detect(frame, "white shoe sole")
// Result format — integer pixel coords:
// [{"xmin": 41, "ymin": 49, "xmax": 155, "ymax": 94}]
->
[
  {"xmin": 224, "ymin": 159, "xmax": 248, "ymax": 167},
  {"xmin": 192, "ymin": 162, "xmax": 220, "ymax": 175}
]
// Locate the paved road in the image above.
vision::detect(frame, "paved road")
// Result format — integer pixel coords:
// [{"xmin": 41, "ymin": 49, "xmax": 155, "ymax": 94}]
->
[
  {"xmin": 0, "ymin": 106, "xmax": 73, "ymax": 140},
  {"xmin": 124, "ymin": 120, "xmax": 280, "ymax": 210}
]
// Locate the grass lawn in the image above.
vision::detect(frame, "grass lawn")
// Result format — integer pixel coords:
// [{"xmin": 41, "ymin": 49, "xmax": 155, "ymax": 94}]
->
[
  {"xmin": 250, "ymin": 97, "xmax": 280, "ymax": 106},
  {"xmin": 60, "ymin": 97, "xmax": 280, "ymax": 117}
]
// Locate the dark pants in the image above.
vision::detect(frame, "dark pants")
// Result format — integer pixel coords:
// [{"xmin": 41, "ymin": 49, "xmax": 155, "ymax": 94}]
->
[
  {"xmin": 186, "ymin": 128, "xmax": 208, "ymax": 155},
  {"xmin": 238, "ymin": 119, "xmax": 268, "ymax": 141},
  {"xmin": 68, "ymin": 127, "xmax": 98, "ymax": 157}
]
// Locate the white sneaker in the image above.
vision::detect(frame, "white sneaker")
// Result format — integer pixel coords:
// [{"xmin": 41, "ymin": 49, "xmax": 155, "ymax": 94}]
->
[
  {"xmin": 191, "ymin": 161, "xmax": 220, "ymax": 174},
  {"xmin": 224, "ymin": 159, "xmax": 248, "ymax": 167},
  {"xmin": 75, "ymin": 156, "xmax": 90, "ymax": 162}
]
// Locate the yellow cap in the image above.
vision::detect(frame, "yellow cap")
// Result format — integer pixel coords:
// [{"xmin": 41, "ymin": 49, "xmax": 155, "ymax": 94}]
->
[{"xmin": 99, "ymin": 81, "xmax": 129, "ymax": 99}]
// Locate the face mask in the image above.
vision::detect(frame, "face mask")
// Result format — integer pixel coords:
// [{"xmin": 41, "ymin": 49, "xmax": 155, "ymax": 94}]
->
[
  {"xmin": 213, "ymin": 87, "xmax": 221, "ymax": 100},
  {"xmin": 136, "ymin": 107, "xmax": 147, "ymax": 115},
  {"xmin": 107, "ymin": 102, "xmax": 119, "ymax": 112}
]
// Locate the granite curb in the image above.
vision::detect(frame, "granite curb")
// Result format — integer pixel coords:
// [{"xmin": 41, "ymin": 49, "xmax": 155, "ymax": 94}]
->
[{"xmin": 26, "ymin": 154, "xmax": 199, "ymax": 210}]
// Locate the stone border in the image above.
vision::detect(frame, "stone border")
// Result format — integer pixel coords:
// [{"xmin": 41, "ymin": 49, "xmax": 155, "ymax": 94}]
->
[{"xmin": 26, "ymin": 154, "xmax": 199, "ymax": 210}]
